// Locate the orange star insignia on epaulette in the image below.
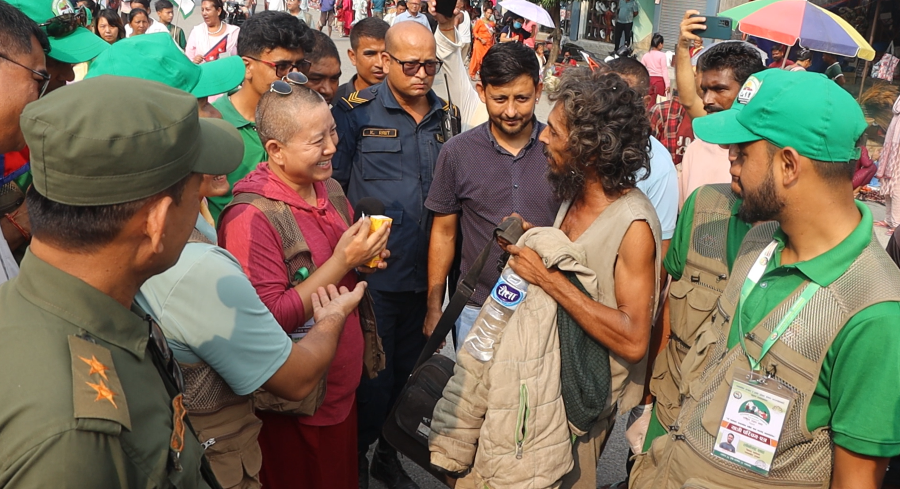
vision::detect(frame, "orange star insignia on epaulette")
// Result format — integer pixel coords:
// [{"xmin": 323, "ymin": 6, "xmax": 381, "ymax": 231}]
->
[
  {"xmin": 86, "ymin": 379, "xmax": 118, "ymax": 409},
  {"xmin": 80, "ymin": 354, "xmax": 110, "ymax": 380}
]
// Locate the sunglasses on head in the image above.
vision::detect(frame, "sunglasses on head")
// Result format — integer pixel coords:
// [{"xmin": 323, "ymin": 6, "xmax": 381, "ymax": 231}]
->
[
  {"xmin": 40, "ymin": 5, "xmax": 90, "ymax": 38},
  {"xmin": 269, "ymin": 71, "xmax": 309, "ymax": 95},
  {"xmin": 387, "ymin": 53, "xmax": 443, "ymax": 77}
]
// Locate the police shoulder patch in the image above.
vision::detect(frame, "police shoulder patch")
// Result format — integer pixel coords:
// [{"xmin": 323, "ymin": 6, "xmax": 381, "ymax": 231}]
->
[
  {"xmin": 69, "ymin": 335, "xmax": 132, "ymax": 430},
  {"xmin": 441, "ymin": 99, "xmax": 460, "ymax": 118},
  {"xmin": 339, "ymin": 87, "xmax": 376, "ymax": 111}
]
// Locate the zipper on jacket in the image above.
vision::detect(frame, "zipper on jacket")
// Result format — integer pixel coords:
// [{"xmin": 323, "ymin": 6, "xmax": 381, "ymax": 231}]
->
[
  {"xmin": 199, "ymin": 418, "xmax": 262, "ymax": 451},
  {"xmin": 515, "ymin": 382, "xmax": 529, "ymax": 460},
  {"xmin": 748, "ymin": 334, "xmax": 816, "ymax": 383}
]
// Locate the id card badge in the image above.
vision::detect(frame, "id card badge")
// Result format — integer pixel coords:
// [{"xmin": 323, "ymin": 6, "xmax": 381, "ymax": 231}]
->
[
  {"xmin": 712, "ymin": 368, "xmax": 796, "ymax": 476},
  {"xmin": 289, "ymin": 317, "xmax": 316, "ymax": 342}
]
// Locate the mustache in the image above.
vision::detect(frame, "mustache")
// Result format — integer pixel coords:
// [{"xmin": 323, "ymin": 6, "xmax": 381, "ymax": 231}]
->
[{"xmin": 704, "ymin": 104, "xmax": 724, "ymax": 114}]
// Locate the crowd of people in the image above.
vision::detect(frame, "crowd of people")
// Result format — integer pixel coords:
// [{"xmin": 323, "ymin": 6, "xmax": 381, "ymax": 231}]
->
[{"xmin": 1, "ymin": 0, "xmax": 900, "ymax": 489}]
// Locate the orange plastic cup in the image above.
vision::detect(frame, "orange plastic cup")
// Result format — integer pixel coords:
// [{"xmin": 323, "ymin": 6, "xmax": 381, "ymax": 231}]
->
[{"xmin": 365, "ymin": 215, "xmax": 392, "ymax": 268}]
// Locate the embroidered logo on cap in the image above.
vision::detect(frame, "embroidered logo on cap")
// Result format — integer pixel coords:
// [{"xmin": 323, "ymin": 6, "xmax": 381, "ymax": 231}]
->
[
  {"xmin": 52, "ymin": 0, "xmax": 76, "ymax": 15},
  {"xmin": 737, "ymin": 76, "xmax": 762, "ymax": 105}
]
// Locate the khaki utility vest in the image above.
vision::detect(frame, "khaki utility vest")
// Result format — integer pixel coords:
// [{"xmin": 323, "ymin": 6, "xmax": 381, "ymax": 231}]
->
[
  {"xmin": 632, "ymin": 222, "xmax": 900, "ymax": 489},
  {"xmin": 179, "ymin": 228, "xmax": 263, "ymax": 489},
  {"xmin": 651, "ymin": 184, "xmax": 777, "ymax": 429}
]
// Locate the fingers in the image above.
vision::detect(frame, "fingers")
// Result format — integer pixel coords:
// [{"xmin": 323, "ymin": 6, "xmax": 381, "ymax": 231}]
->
[
  {"xmin": 311, "ymin": 287, "xmax": 324, "ymax": 310},
  {"xmin": 325, "ymin": 283, "xmax": 342, "ymax": 301},
  {"xmin": 507, "ymin": 244, "xmax": 522, "ymax": 256}
]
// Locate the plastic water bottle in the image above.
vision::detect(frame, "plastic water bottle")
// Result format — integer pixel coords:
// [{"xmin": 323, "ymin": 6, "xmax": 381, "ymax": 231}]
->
[{"xmin": 463, "ymin": 268, "xmax": 529, "ymax": 362}]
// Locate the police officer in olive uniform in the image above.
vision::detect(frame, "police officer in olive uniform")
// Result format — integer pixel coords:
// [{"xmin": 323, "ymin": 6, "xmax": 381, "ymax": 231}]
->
[
  {"xmin": 0, "ymin": 76, "xmax": 243, "ymax": 488},
  {"xmin": 332, "ymin": 20, "xmax": 458, "ymax": 489}
]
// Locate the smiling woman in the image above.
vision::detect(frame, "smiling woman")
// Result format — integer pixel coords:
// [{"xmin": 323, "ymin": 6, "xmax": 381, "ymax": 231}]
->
[{"xmin": 185, "ymin": 0, "xmax": 240, "ymax": 63}]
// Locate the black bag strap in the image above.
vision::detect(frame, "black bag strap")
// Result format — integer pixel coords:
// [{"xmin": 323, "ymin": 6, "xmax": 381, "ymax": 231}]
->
[{"xmin": 413, "ymin": 216, "xmax": 525, "ymax": 369}]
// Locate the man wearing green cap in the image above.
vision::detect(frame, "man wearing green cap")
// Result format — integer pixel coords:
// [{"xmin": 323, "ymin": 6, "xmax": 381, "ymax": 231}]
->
[
  {"xmin": 630, "ymin": 69, "xmax": 900, "ymax": 489},
  {"xmin": 1, "ymin": 0, "xmax": 110, "ymax": 262},
  {"xmin": 0, "ymin": 76, "xmax": 244, "ymax": 487},
  {"xmin": 86, "ymin": 31, "xmax": 246, "ymax": 118}
]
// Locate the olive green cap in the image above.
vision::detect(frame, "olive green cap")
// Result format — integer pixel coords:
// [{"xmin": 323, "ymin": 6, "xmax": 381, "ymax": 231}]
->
[{"xmin": 21, "ymin": 76, "xmax": 244, "ymax": 206}]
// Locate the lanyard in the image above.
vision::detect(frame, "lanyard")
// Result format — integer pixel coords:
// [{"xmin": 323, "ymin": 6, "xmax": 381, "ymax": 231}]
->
[{"xmin": 736, "ymin": 241, "xmax": 821, "ymax": 372}]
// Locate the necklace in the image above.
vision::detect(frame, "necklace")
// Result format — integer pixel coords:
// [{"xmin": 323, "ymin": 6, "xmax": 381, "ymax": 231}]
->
[{"xmin": 207, "ymin": 22, "xmax": 225, "ymax": 35}]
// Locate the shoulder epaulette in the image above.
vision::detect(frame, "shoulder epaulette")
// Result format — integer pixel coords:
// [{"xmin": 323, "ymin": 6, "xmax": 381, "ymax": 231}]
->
[{"xmin": 339, "ymin": 86, "xmax": 377, "ymax": 111}]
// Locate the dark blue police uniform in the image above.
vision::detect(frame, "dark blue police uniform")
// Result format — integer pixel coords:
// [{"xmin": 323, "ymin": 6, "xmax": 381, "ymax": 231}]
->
[{"xmin": 332, "ymin": 81, "xmax": 458, "ymax": 455}]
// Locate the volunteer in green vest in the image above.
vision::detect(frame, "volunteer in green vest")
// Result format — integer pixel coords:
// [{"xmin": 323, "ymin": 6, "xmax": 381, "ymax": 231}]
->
[
  {"xmin": 0, "ymin": 76, "xmax": 242, "ymax": 487},
  {"xmin": 631, "ymin": 69, "xmax": 900, "ymax": 488}
]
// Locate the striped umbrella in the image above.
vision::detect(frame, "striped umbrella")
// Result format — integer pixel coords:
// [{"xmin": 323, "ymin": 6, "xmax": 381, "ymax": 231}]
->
[{"xmin": 719, "ymin": 0, "xmax": 875, "ymax": 61}]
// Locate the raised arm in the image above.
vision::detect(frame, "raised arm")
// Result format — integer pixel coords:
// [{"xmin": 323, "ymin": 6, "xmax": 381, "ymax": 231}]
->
[{"xmin": 675, "ymin": 10, "xmax": 708, "ymax": 120}]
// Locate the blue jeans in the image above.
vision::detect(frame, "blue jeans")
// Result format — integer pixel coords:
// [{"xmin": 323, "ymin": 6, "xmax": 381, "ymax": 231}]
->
[{"xmin": 454, "ymin": 304, "xmax": 482, "ymax": 352}]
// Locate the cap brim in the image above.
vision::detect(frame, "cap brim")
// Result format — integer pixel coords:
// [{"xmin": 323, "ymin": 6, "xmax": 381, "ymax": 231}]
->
[
  {"xmin": 192, "ymin": 56, "xmax": 246, "ymax": 98},
  {"xmin": 692, "ymin": 108, "xmax": 761, "ymax": 146},
  {"xmin": 47, "ymin": 27, "xmax": 109, "ymax": 64},
  {"xmin": 192, "ymin": 118, "xmax": 244, "ymax": 176}
]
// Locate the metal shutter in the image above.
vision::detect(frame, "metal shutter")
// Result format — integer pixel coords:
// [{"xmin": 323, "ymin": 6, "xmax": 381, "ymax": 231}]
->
[{"xmin": 658, "ymin": 0, "xmax": 711, "ymax": 52}]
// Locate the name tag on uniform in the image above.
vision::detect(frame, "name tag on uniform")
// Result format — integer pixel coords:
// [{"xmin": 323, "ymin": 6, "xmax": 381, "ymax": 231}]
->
[
  {"xmin": 362, "ymin": 128, "xmax": 398, "ymax": 138},
  {"xmin": 712, "ymin": 368, "xmax": 794, "ymax": 476}
]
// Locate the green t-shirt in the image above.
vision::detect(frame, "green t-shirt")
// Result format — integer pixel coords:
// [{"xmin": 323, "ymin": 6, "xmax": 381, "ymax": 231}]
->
[
  {"xmin": 825, "ymin": 62, "xmax": 844, "ymax": 81},
  {"xmin": 663, "ymin": 187, "xmax": 752, "ymax": 280},
  {"xmin": 727, "ymin": 202, "xmax": 900, "ymax": 457},
  {"xmin": 209, "ymin": 96, "xmax": 267, "ymax": 223}
]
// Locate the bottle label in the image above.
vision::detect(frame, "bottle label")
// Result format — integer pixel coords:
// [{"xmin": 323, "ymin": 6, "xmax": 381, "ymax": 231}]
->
[{"xmin": 491, "ymin": 275, "xmax": 527, "ymax": 309}]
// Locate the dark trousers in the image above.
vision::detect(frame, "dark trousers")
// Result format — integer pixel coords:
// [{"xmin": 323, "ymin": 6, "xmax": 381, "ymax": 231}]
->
[
  {"xmin": 357, "ymin": 289, "xmax": 428, "ymax": 452},
  {"xmin": 613, "ymin": 21, "xmax": 633, "ymax": 49}
]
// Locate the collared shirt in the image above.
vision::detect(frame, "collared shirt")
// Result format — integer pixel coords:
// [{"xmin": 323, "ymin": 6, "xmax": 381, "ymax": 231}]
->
[
  {"xmin": 649, "ymin": 97, "xmax": 693, "ymax": 166},
  {"xmin": 335, "ymin": 75, "xmax": 360, "ymax": 105},
  {"xmin": 664, "ymin": 187, "xmax": 751, "ymax": 280},
  {"xmin": 425, "ymin": 120, "xmax": 559, "ymax": 306},
  {"xmin": 391, "ymin": 11, "xmax": 431, "ymax": 29},
  {"xmin": 136, "ymin": 215, "xmax": 292, "ymax": 396},
  {"xmin": 332, "ymin": 82, "xmax": 446, "ymax": 292},
  {"xmin": 826, "ymin": 62, "xmax": 844, "ymax": 81},
  {"xmin": 210, "ymin": 95, "xmax": 267, "ymax": 223},
  {"xmin": 726, "ymin": 202, "xmax": 900, "ymax": 457},
  {"xmin": 0, "ymin": 252, "xmax": 208, "ymax": 488},
  {"xmin": 616, "ymin": 0, "xmax": 638, "ymax": 24}
]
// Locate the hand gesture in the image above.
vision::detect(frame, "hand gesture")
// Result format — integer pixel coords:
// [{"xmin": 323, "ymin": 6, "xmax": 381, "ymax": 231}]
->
[
  {"xmin": 506, "ymin": 244, "xmax": 551, "ymax": 287},
  {"xmin": 679, "ymin": 10, "xmax": 706, "ymax": 49},
  {"xmin": 356, "ymin": 249, "xmax": 391, "ymax": 274},
  {"xmin": 427, "ymin": 0, "xmax": 457, "ymax": 28},
  {"xmin": 312, "ymin": 282, "xmax": 367, "ymax": 322},
  {"xmin": 334, "ymin": 216, "xmax": 391, "ymax": 271}
]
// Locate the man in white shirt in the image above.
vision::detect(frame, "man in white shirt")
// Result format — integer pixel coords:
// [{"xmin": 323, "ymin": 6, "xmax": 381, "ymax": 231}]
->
[
  {"xmin": 455, "ymin": 0, "xmax": 470, "ymax": 60},
  {"xmin": 391, "ymin": 0, "xmax": 429, "ymax": 29}
]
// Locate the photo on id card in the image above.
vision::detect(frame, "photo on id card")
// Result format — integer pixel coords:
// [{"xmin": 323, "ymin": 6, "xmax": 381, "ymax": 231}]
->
[{"xmin": 712, "ymin": 369, "xmax": 794, "ymax": 476}]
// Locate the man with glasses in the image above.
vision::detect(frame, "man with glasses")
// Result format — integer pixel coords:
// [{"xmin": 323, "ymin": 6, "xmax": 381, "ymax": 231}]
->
[
  {"xmin": 0, "ymin": 75, "xmax": 243, "ymax": 488},
  {"xmin": 390, "ymin": 0, "xmax": 428, "ymax": 29},
  {"xmin": 210, "ymin": 10, "xmax": 315, "ymax": 222},
  {"xmin": 1, "ymin": 0, "xmax": 109, "ymax": 269},
  {"xmin": 0, "ymin": 1, "xmax": 49, "ymax": 285},
  {"xmin": 333, "ymin": 20, "xmax": 457, "ymax": 489}
]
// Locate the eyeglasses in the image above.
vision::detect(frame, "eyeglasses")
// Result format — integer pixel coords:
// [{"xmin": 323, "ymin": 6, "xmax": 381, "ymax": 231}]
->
[
  {"xmin": 40, "ymin": 5, "xmax": 90, "ymax": 38},
  {"xmin": 0, "ymin": 52, "xmax": 51, "ymax": 98},
  {"xmin": 147, "ymin": 316, "xmax": 185, "ymax": 393},
  {"xmin": 269, "ymin": 71, "xmax": 309, "ymax": 95},
  {"xmin": 387, "ymin": 53, "xmax": 443, "ymax": 77},
  {"xmin": 247, "ymin": 56, "xmax": 312, "ymax": 78}
]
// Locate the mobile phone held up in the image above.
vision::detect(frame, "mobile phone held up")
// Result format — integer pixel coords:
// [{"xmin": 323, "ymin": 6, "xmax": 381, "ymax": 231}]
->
[
  {"xmin": 691, "ymin": 14, "xmax": 733, "ymax": 40},
  {"xmin": 435, "ymin": 0, "xmax": 456, "ymax": 18}
]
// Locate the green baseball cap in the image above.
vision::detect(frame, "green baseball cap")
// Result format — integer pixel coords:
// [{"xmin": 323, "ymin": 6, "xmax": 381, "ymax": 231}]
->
[
  {"xmin": 20, "ymin": 76, "xmax": 244, "ymax": 206},
  {"xmin": 692, "ymin": 69, "xmax": 866, "ymax": 162},
  {"xmin": 10, "ymin": 0, "xmax": 109, "ymax": 64},
  {"xmin": 85, "ymin": 33, "xmax": 245, "ymax": 98}
]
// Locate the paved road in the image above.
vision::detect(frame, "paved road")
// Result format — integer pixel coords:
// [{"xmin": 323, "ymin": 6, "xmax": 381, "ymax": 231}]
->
[{"xmin": 166, "ymin": 12, "xmax": 890, "ymax": 487}]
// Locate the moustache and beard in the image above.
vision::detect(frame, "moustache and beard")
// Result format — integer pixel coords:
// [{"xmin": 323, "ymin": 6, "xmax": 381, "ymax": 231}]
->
[
  {"xmin": 544, "ymin": 146, "xmax": 586, "ymax": 202},
  {"xmin": 737, "ymin": 162, "xmax": 785, "ymax": 223}
]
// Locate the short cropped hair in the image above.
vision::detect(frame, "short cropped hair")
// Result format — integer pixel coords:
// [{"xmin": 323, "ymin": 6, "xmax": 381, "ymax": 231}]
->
[
  {"xmin": 480, "ymin": 42, "xmax": 540, "ymax": 87},
  {"xmin": 607, "ymin": 56, "xmax": 650, "ymax": 98},
  {"xmin": 155, "ymin": 0, "xmax": 174, "ymax": 11},
  {"xmin": 549, "ymin": 69, "xmax": 651, "ymax": 195},
  {"xmin": 307, "ymin": 29, "xmax": 340, "ymax": 64},
  {"xmin": 0, "ymin": 0, "xmax": 50, "ymax": 56},
  {"xmin": 27, "ymin": 175, "xmax": 190, "ymax": 251},
  {"xmin": 131, "ymin": 0, "xmax": 150, "ymax": 10},
  {"xmin": 257, "ymin": 85, "xmax": 325, "ymax": 145},
  {"xmin": 237, "ymin": 10, "xmax": 315, "ymax": 58},
  {"xmin": 697, "ymin": 41, "xmax": 765, "ymax": 85},
  {"xmin": 350, "ymin": 17, "xmax": 389, "ymax": 50}
]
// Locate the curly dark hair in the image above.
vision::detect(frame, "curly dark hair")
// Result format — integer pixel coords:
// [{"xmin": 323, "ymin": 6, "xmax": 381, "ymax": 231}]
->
[{"xmin": 547, "ymin": 68, "xmax": 650, "ymax": 197}]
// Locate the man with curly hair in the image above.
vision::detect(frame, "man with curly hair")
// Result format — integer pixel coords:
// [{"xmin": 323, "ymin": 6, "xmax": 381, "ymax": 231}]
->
[{"xmin": 501, "ymin": 68, "xmax": 662, "ymax": 489}]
